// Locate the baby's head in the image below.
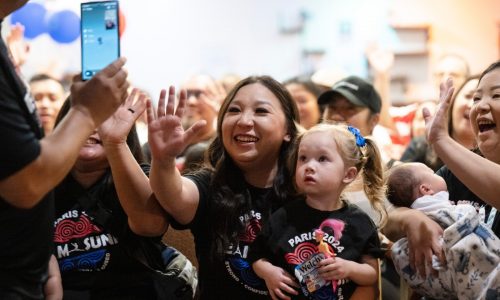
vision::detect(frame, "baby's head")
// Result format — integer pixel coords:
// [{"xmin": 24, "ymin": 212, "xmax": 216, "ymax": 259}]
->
[{"xmin": 387, "ymin": 162, "xmax": 447, "ymax": 207}]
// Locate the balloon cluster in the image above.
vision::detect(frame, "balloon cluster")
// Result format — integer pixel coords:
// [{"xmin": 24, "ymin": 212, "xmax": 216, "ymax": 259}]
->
[{"xmin": 10, "ymin": 2, "xmax": 126, "ymax": 44}]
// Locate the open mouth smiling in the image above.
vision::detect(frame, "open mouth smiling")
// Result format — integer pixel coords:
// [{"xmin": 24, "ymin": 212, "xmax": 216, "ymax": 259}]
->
[
  {"xmin": 477, "ymin": 119, "xmax": 496, "ymax": 132},
  {"xmin": 234, "ymin": 135, "xmax": 259, "ymax": 143},
  {"xmin": 86, "ymin": 137, "xmax": 102, "ymax": 145}
]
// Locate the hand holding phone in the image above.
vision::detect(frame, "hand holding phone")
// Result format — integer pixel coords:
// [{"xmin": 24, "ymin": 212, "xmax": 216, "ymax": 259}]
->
[
  {"xmin": 72, "ymin": 57, "xmax": 129, "ymax": 127},
  {"xmin": 81, "ymin": 0, "xmax": 120, "ymax": 81}
]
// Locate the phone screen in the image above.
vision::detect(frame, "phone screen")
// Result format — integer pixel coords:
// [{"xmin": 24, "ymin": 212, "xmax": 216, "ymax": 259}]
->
[{"xmin": 81, "ymin": 1, "xmax": 120, "ymax": 81}]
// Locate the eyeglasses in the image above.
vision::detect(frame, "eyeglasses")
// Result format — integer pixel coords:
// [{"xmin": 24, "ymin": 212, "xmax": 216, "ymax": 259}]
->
[
  {"xmin": 324, "ymin": 103, "xmax": 365, "ymax": 121},
  {"xmin": 186, "ymin": 89, "xmax": 204, "ymax": 98}
]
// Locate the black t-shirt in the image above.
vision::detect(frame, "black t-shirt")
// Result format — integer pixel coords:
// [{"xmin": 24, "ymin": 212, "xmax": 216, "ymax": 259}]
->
[
  {"xmin": 400, "ymin": 136, "xmax": 443, "ymax": 172},
  {"xmin": 437, "ymin": 166, "xmax": 500, "ymax": 237},
  {"xmin": 171, "ymin": 169, "xmax": 272, "ymax": 299},
  {"xmin": 53, "ymin": 165, "xmax": 161, "ymax": 299},
  {"xmin": 248, "ymin": 199, "xmax": 382, "ymax": 300},
  {"xmin": 0, "ymin": 23, "xmax": 53, "ymax": 299}
]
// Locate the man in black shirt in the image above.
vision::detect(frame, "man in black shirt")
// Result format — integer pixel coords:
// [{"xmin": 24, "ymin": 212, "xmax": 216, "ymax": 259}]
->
[{"xmin": 0, "ymin": 1, "xmax": 129, "ymax": 298}]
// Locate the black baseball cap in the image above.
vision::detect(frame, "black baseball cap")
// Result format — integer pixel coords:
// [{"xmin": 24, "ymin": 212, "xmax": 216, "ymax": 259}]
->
[{"xmin": 317, "ymin": 76, "xmax": 381, "ymax": 113}]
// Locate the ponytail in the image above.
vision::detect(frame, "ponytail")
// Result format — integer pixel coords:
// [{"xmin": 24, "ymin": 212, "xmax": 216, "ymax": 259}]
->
[
  {"xmin": 361, "ymin": 138, "xmax": 387, "ymax": 227},
  {"xmin": 295, "ymin": 123, "xmax": 388, "ymax": 227}
]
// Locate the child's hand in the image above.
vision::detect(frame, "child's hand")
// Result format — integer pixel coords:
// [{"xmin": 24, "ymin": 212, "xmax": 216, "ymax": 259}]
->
[
  {"xmin": 318, "ymin": 257, "xmax": 352, "ymax": 281},
  {"xmin": 262, "ymin": 265, "xmax": 299, "ymax": 300}
]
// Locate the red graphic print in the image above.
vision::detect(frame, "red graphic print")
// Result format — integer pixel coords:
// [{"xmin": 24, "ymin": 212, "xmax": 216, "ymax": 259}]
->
[
  {"xmin": 54, "ymin": 214, "xmax": 101, "ymax": 243},
  {"xmin": 239, "ymin": 218, "xmax": 262, "ymax": 243},
  {"xmin": 285, "ymin": 242, "xmax": 318, "ymax": 265}
]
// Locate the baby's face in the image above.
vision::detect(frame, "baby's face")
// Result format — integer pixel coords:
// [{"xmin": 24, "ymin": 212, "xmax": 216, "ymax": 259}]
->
[{"xmin": 412, "ymin": 163, "xmax": 448, "ymax": 194}]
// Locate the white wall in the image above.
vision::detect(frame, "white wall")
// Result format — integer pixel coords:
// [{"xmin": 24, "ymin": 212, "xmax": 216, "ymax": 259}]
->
[
  {"xmin": 6, "ymin": 0, "xmax": 500, "ymax": 101},
  {"xmin": 13, "ymin": 0, "xmax": 307, "ymax": 99},
  {"xmin": 121, "ymin": 0, "xmax": 304, "ymax": 98},
  {"xmin": 389, "ymin": 0, "xmax": 500, "ymax": 74}
]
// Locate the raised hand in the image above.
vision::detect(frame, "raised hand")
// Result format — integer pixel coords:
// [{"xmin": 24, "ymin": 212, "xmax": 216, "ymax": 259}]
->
[
  {"xmin": 198, "ymin": 92, "xmax": 221, "ymax": 115},
  {"xmin": 147, "ymin": 86, "xmax": 207, "ymax": 164},
  {"xmin": 99, "ymin": 88, "xmax": 147, "ymax": 146},
  {"xmin": 198, "ymin": 81, "xmax": 227, "ymax": 114},
  {"xmin": 366, "ymin": 42, "xmax": 395, "ymax": 73},
  {"xmin": 6, "ymin": 23, "xmax": 30, "ymax": 68},
  {"xmin": 70, "ymin": 58, "xmax": 129, "ymax": 128},
  {"xmin": 423, "ymin": 78, "xmax": 455, "ymax": 146}
]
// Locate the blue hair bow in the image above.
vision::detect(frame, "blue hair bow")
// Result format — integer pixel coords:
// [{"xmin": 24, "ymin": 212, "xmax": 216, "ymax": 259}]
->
[{"xmin": 347, "ymin": 126, "xmax": 366, "ymax": 147}]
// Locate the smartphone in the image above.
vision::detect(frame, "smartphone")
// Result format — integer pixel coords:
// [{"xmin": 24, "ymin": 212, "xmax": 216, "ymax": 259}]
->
[{"xmin": 81, "ymin": 0, "xmax": 120, "ymax": 81}]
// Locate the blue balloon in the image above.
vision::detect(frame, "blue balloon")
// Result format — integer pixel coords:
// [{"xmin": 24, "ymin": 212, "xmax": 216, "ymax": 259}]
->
[
  {"xmin": 10, "ymin": 2, "xmax": 47, "ymax": 39},
  {"xmin": 48, "ymin": 10, "xmax": 80, "ymax": 44}
]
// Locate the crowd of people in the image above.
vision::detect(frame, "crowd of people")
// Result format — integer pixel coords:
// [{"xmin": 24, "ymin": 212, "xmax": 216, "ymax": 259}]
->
[{"xmin": 1, "ymin": 1, "xmax": 500, "ymax": 299}]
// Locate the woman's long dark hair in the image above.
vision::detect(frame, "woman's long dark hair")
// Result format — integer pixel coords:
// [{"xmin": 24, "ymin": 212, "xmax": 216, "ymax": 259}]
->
[
  {"xmin": 479, "ymin": 60, "xmax": 500, "ymax": 82},
  {"xmin": 203, "ymin": 75, "xmax": 299, "ymax": 260},
  {"xmin": 54, "ymin": 99, "xmax": 145, "ymax": 164},
  {"xmin": 283, "ymin": 75, "xmax": 325, "ymax": 99}
]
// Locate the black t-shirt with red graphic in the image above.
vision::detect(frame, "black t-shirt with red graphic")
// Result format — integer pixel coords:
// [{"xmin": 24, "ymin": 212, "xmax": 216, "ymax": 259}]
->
[
  {"xmin": 171, "ymin": 169, "xmax": 273, "ymax": 299},
  {"xmin": 53, "ymin": 166, "xmax": 158, "ymax": 299},
  {"xmin": 248, "ymin": 199, "xmax": 382, "ymax": 300}
]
